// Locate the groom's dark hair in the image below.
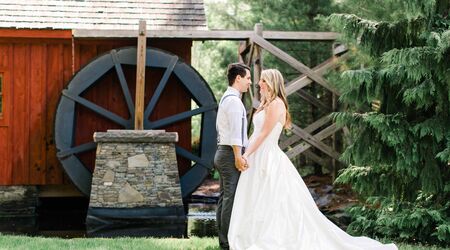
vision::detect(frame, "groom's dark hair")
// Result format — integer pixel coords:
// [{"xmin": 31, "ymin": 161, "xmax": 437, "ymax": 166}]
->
[{"xmin": 227, "ymin": 63, "xmax": 250, "ymax": 86}]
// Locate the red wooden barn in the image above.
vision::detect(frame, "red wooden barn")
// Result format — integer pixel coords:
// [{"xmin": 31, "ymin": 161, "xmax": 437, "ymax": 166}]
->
[{"xmin": 0, "ymin": 0, "xmax": 213, "ymax": 198}]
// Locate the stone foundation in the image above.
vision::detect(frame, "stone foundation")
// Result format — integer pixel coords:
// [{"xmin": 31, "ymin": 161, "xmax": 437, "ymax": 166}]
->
[
  {"xmin": 86, "ymin": 130, "xmax": 185, "ymax": 231},
  {"xmin": 0, "ymin": 186, "xmax": 37, "ymax": 232},
  {"xmin": 0, "ymin": 186, "xmax": 37, "ymax": 217}
]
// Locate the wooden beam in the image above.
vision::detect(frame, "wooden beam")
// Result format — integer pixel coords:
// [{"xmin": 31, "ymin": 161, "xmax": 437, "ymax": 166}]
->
[
  {"xmin": 252, "ymin": 23, "xmax": 263, "ymax": 108},
  {"xmin": 280, "ymin": 115, "xmax": 332, "ymax": 149},
  {"xmin": 0, "ymin": 28, "xmax": 72, "ymax": 39},
  {"xmin": 253, "ymin": 23, "xmax": 263, "ymax": 88},
  {"xmin": 331, "ymin": 90, "xmax": 339, "ymax": 180},
  {"xmin": 238, "ymin": 41, "xmax": 247, "ymax": 64},
  {"xmin": 295, "ymin": 89, "xmax": 331, "ymax": 112},
  {"xmin": 73, "ymin": 29, "xmax": 339, "ymax": 41},
  {"xmin": 241, "ymin": 41, "xmax": 254, "ymax": 115},
  {"xmin": 285, "ymin": 52, "xmax": 348, "ymax": 96},
  {"xmin": 251, "ymin": 34, "xmax": 340, "ymax": 95},
  {"xmin": 333, "ymin": 44, "xmax": 348, "ymax": 56},
  {"xmin": 264, "ymin": 31, "xmax": 339, "ymax": 41},
  {"xmin": 239, "ymin": 40, "xmax": 252, "ymax": 56},
  {"xmin": 246, "ymin": 24, "xmax": 263, "ymax": 131},
  {"xmin": 303, "ymin": 150, "xmax": 330, "ymax": 168},
  {"xmin": 246, "ymin": 42, "xmax": 255, "ymax": 67},
  {"xmin": 286, "ymin": 123, "xmax": 342, "ymax": 160},
  {"xmin": 285, "ymin": 56, "xmax": 338, "ymax": 95},
  {"xmin": 290, "ymin": 124, "xmax": 341, "ymax": 160},
  {"xmin": 134, "ymin": 20, "xmax": 146, "ymax": 130}
]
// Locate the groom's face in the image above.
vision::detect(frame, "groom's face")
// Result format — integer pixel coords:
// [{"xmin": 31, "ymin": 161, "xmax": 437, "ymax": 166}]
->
[{"xmin": 236, "ymin": 69, "xmax": 252, "ymax": 93}]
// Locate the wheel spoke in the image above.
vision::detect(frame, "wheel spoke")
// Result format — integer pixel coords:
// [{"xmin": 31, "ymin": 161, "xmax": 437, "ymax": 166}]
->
[
  {"xmin": 55, "ymin": 47, "xmax": 218, "ymax": 199},
  {"xmin": 111, "ymin": 50, "xmax": 134, "ymax": 116},
  {"xmin": 144, "ymin": 56, "xmax": 178, "ymax": 120},
  {"xmin": 149, "ymin": 104, "xmax": 216, "ymax": 129},
  {"xmin": 63, "ymin": 90, "xmax": 129, "ymax": 127},
  {"xmin": 176, "ymin": 145, "xmax": 210, "ymax": 168},
  {"xmin": 57, "ymin": 141, "xmax": 97, "ymax": 159}
]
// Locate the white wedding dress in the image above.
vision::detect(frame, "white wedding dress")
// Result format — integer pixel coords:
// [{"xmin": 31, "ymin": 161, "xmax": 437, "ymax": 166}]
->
[{"xmin": 228, "ymin": 111, "xmax": 397, "ymax": 250}]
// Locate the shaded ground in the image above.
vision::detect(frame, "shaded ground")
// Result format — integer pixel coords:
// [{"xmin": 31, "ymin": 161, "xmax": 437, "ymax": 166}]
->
[
  {"xmin": 192, "ymin": 174, "xmax": 358, "ymax": 227},
  {"xmin": 193, "ymin": 175, "xmax": 357, "ymax": 210},
  {"xmin": 303, "ymin": 175, "xmax": 358, "ymax": 213}
]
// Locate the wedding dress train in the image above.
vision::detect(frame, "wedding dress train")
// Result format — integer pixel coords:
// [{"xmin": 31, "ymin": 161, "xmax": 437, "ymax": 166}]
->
[{"xmin": 228, "ymin": 111, "xmax": 397, "ymax": 250}]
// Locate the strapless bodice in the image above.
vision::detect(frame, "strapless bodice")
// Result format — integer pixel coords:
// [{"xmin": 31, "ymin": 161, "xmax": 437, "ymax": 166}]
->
[{"xmin": 251, "ymin": 110, "xmax": 283, "ymax": 146}]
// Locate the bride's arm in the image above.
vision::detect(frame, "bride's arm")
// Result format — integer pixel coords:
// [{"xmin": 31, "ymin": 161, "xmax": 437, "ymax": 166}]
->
[{"xmin": 243, "ymin": 100, "xmax": 283, "ymax": 159}]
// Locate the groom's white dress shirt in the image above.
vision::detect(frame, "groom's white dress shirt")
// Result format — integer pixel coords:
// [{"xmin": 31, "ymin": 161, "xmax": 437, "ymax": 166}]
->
[{"xmin": 216, "ymin": 87, "xmax": 248, "ymax": 148}]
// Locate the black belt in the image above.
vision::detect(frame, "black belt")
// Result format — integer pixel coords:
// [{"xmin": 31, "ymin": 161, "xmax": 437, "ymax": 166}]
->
[
  {"xmin": 217, "ymin": 145, "xmax": 233, "ymax": 150},
  {"xmin": 217, "ymin": 145, "xmax": 246, "ymax": 154}
]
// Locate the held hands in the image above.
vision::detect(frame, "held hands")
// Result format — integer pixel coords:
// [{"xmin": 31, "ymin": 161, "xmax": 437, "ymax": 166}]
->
[
  {"xmin": 231, "ymin": 145, "xmax": 249, "ymax": 171},
  {"xmin": 235, "ymin": 155, "xmax": 248, "ymax": 172}
]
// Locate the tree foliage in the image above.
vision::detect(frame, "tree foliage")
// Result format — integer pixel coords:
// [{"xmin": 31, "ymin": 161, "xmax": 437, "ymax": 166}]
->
[
  {"xmin": 328, "ymin": 0, "xmax": 450, "ymax": 245},
  {"xmin": 194, "ymin": 0, "xmax": 450, "ymax": 245},
  {"xmin": 193, "ymin": 0, "xmax": 338, "ymax": 160}
]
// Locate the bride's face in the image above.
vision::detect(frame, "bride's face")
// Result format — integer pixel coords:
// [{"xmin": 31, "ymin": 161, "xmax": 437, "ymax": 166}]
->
[{"xmin": 259, "ymin": 79, "xmax": 269, "ymax": 97}]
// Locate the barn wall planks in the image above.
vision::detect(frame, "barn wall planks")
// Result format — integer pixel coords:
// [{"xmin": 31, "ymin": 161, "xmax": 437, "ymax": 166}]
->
[
  {"xmin": 11, "ymin": 44, "xmax": 30, "ymax": 184},
  {"xmin": 0, "ymin": 44, "xmax": 11, "ymax": 184},
  {"xmin": 0, "ymin": 41, "xmax": 71, "ymax": 185},
  {"xmin": 0, "ymin": 31, "xmax": 194, "ymax": 187},
  {"xmin": 0, "ymin": 127, "xmax": 10, "ymax": 184},
  {"xmin": 29, "ymin": 44, "xmax": 47, "ymax": 184}
]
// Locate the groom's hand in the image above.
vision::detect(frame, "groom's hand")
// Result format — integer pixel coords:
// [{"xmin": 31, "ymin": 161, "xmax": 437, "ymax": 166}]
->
[
  {"xmin": 235, "ymin": 156, "xmax": 247, "ymax": 171},
  {"xmin": 232, "ymin": 145, "xmax": 247, "ymax": 171},
  {"xmin": 241, "ymin": 156, "xmax": 249, "ymax": 171}
]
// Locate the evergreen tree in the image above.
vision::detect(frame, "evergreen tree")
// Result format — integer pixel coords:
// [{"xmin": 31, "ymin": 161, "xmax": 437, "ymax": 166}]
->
[{"xmin": 328, "ymin": 0, "xmax": 450, "ymax": 245}]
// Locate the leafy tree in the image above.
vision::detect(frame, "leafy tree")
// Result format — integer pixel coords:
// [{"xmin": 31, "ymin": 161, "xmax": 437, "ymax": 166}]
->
[
  {"xmin": 194, "ymin": 0, "xmax": 340, "ymax": 174},
  {"xmin": 328, "ymin": 0, "xmax": 450, "ymax": 245},
  {"xmin": 191, "ymin": 0, "xmax": 247, "ymax": 142}
]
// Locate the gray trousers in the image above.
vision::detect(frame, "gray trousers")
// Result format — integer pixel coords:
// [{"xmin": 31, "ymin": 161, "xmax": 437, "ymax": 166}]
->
[{"xmin": 214, "ymin": 145, "xmax": 240, "ymax": 250}]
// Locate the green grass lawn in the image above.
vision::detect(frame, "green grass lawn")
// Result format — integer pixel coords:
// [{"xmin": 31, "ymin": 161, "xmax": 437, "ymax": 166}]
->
[{"xmin": 0, "ymin": 235, "xmax": 447, "ymax": 250}]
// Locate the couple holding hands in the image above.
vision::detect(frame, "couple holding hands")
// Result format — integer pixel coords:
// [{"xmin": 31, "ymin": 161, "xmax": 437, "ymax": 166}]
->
[{"xmin": 214, "ymin": 63, "xmax": 397, "ymax": 250}]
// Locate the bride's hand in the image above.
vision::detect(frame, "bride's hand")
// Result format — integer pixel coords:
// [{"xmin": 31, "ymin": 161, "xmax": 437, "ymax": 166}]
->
[{"xmin": 242, "ymin": 154, "xmax": 249, "ymax": 169}]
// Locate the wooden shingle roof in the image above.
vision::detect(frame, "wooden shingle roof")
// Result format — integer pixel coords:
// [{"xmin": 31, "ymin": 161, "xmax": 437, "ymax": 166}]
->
[{"xmin": 0, "ymin": 0, "xmax": 207, "ymax": 30}]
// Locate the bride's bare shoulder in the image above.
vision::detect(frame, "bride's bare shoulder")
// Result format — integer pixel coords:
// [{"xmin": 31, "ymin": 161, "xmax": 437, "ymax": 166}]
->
[
  {"xmin": 269, "ymin": 98, "xmax": 285, "ymax": 108},
  {"xmin": 266, "ymin": 98, "xmax": 285, "ymax": 112}
]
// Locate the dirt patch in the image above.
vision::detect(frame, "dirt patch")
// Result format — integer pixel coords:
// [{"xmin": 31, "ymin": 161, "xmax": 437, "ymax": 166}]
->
[{"xmin": 192, "ymin": 174, "xmax": 358, "ymax": 212}]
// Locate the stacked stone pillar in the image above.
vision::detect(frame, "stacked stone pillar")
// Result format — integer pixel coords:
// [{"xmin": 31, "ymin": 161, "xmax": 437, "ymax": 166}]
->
[{"xmin": 86, "ymin": 130, "xmax": 185, "ymax": 235}]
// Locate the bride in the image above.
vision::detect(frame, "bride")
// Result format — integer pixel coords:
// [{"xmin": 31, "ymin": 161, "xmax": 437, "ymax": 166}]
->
[{"xmin": 227, "ymin": 69, "xmax": 397, "ymax": 250}]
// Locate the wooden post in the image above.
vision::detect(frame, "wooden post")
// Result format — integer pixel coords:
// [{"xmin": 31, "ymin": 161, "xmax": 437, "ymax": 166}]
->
[
  {"xmin": 253, "ymin": 23, "xmax": 263, "ymax": 107},
  {"xmin": 239, "ymin": 40, "xmax": 255, "ymax": 114},
  {"xmin": 238, "ymin": 41, "xmax": 247, "ymax": 64},
  {"xmin": 331, "ymin": 92, "xmax": 338, "ymax": 181},
  {"xmin": 246, "ymin": 23, "xmax": 263, "ymax": 131},
  {"xmin": 331, "ymin": 43, "xmax": 339, "ymax": 181},
  {"xmin": 135, "ymin": 20, "xmax": 146, "ymax": 130}
]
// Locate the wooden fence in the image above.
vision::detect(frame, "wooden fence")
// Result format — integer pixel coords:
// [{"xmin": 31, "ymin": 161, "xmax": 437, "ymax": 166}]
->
[{"xmin": 238, "ymin": 24, "xmax": 349, "ymax": 179}]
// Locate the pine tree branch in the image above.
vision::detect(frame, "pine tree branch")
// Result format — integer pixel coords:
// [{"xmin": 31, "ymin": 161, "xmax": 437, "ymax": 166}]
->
[{"xmin": 328, "ymin": 14, "xmax": 428, "ymax": 56}]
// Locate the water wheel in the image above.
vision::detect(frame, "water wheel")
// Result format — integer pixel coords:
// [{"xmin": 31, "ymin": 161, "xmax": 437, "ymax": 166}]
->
[{"xmin": 55, "ymin": 47, "xmax": 217, "ymax": 198}]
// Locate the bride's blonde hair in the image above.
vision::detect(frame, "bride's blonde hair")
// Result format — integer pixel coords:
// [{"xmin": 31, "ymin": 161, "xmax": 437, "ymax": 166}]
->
[{"xmin": 259, "ymin": 69, "xmax": 292, "ymax": 129}]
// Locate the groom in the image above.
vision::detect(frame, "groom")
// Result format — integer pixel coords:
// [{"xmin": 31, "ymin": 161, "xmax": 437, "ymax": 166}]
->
[{"xmin": 215, "ymin": 63, "xmax": 251, "ymax": 250}]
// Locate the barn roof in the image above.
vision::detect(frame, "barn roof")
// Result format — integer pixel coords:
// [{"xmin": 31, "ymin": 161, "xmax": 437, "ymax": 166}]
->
[{"xmin": 0, "ymin": 0, "xmax": 207, "ymax": 30}]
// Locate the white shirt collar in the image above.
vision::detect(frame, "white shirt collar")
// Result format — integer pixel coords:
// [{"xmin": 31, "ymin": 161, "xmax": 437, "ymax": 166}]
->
[{"xmin": 227, "ymin": 86, "xmax": 241, "ymax": 97}]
